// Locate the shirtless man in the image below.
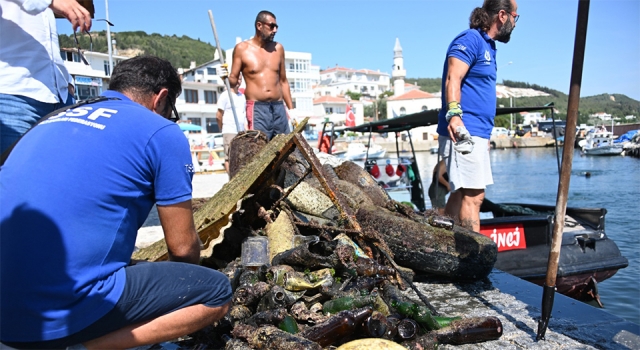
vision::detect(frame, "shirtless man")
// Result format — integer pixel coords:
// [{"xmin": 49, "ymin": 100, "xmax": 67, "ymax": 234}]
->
[{"xmin": 222, "ymin": 10, "xmax": 293, "ymax": 140}]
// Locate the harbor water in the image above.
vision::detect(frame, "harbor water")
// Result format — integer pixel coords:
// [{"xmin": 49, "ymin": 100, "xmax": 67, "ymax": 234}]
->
[{"xmin": 406, "ymin": 147, "xmax": 640, "ymax": 325}]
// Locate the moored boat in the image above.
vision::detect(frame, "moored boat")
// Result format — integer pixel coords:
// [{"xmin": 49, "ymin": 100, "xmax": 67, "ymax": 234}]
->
[
  {"xmin": 479, "ymin": 200, "xmax": 628, "ymax": 303},
  {"xmin": 580, "ymin": 126, "xmax": 624, "ymax": 156},
  {"xmin": 337, "ymin": 105, "xmax": 629, "ymax": 303},
  {"xmin": 342, "ymin": 142, "xmax": 386, "ymax": 161}
]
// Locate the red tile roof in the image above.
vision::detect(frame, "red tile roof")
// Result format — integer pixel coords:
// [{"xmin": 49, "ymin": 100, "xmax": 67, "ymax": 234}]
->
[
  {"xmin": 313, "ymin": 96, "xmax": 349, "ymax": 104},
  {"xmin": 388, "ymin": 89, "xmax": 436, "ymax": 101},
  {"xmin": 320, "ymin": 66, "xmax": 387, "ymax": 76}
]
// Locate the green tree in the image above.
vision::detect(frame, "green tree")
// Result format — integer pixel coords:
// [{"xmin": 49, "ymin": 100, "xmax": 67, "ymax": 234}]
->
[{"xmin": 345, "ymin": 90, "xmax": 362, "ymax": 101}]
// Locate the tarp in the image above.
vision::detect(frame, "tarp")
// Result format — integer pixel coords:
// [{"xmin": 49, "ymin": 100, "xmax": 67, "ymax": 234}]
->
[
  {"xmin": 613, "ymin": 129, "xmax": 639, "ymax": 143},
  {"xmin": 179, "ymin": 123, "xmax": 202, "ymax": 131}
]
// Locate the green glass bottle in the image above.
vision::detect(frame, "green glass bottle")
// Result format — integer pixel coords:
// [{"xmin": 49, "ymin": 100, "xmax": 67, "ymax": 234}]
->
[
  {"xmin": 322, "ymin": 295, "xmax": 375, "ymax": 315},
  {"xmin": 278, "ymin": 315, "xmax": 300, "ymax": 334}
]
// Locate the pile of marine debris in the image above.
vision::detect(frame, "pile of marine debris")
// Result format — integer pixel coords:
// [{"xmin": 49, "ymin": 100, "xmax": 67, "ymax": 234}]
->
[{"xmin": 133, "ymin": 121, "xmax": 501, "ymax": 349}]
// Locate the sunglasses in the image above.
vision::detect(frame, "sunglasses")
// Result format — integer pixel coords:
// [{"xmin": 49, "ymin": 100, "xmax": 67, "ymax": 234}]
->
[
  {"xmin": 73, "ymin": 19, "xmax": 114, "ymax": 65},
  {"xmin": 168, "ymin": 98, "xmax": 180, "ymax": 123},
  {"xmin": 261, "ymin": 21, "xmax": 278, "ymax": 30}
]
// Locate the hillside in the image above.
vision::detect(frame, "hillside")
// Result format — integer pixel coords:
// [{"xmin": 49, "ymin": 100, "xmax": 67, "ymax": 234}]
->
[
  {"xmin": 407, "ymin": 77, "xmax": 639, "ymax": 126},
  {"xmin": 58, "ymin": 31, "xmax": 638, "ymax": 126},
  {"xmin": 58, "ymin": 30, "xmax": 219, "ymax": 70}
]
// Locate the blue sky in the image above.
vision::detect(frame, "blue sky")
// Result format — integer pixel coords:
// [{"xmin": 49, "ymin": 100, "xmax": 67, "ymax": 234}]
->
[{"xmin": 58, "ymin": 0, "xmax": 640, "ymax": 100}]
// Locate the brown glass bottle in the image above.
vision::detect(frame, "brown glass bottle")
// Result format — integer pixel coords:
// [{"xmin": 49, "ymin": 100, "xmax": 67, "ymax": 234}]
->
[
  {"xmin": 433, "ymin": 316, "xmax": 503, "ymax": 345},
  {"xmin": 299, "ymin": 307, "xmax": 373, "ymax": 347}
]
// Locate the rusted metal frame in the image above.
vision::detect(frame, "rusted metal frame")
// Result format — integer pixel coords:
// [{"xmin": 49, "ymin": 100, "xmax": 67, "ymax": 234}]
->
[
  {"xmin": 293, "ymin": 134, "xmax": 362, "ymax": 231},
  {"xmin": 270, "ymin": 166, "xmax": 313, "ymax": 211},
  {"xmin": 537, "ymin": 0, "xmax": 589, "ymax": 341}
]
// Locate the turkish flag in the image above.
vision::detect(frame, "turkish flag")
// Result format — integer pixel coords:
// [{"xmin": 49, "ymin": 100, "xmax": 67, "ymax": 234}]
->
[{"xmin": 345, "ymin": 104, "xmax": 356, "ymax": 127}]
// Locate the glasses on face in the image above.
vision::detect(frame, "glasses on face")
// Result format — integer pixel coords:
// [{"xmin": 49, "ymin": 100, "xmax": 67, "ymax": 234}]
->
[
  {"xmin": 508, "ymin": 11, "xmax": 520, "ymax": 23},
  {"xmin": 168, "ymin": 98, "xmax": 180, "ymax": 123},
  {"xmin": 73, "ymin": 19, "xmax": 114, "ymax": 65},
  {"xmin": 261, "ymin": 21, "xmax": 278, "ymax": 30}
]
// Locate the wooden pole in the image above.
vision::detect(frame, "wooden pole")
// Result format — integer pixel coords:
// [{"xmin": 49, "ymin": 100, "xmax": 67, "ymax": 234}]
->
[
  {"xmin": 208, "ymin": 10, "xmax": 241, "ymax": 132},
  {"xmin": 536, "ymin": 0, "xmax": 590, "ymax": 341}
]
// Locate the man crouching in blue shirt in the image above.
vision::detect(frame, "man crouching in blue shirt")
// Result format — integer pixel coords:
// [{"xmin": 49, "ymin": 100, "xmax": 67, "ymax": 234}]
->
[{"xmin": 0, "ymin": 56, "xmax": 232, "ymax": 349}]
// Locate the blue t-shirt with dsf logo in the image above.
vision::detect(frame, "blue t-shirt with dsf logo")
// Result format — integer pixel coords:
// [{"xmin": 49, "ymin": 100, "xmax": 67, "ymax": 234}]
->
[
  {"xmin": 437, "ymin": 28, "xmax": 497, "ymax": 139},
  {"xmin": 0, "ymin": 91, "xmax": 194, "ymax": 342}
]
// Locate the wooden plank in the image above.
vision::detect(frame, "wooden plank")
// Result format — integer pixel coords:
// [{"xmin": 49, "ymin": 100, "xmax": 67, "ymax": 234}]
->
[{"xmin": 132, "ymin": 119, "xmax": 308, "ymax": 262}]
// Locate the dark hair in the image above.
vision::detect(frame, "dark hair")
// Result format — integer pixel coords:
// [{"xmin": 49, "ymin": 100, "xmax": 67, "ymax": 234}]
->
[
  {"xmin": 469, "ymin": 0, "xmax": 514, "ymax": 31},
  {"xmin": 255, "ymin": 10, "xmax": 276, "ymax": 30},
  {"xmin": 108, "ymin": 56, "xmax": 182, "ymax": 104}
]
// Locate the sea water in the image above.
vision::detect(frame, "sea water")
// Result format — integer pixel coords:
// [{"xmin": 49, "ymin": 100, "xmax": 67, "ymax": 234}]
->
[{"xmin": 405, "ymin": 147, "xmax": 640, "ymax": 325}]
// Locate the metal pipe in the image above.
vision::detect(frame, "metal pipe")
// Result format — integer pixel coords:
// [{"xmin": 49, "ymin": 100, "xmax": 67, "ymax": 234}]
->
[
  {"xmin": 552, "ymin": 109, "xmax": 561, "ymax": 174},
  {"xmin": 208, "ymin": 10, "xmax": 241, "ymax": 132},
  {"xmin": 105, "ymin": 0, "xmax": 114, "ymax": 76},
  {"xmin": 537, "ymin": 0, "xmax": 590, "ymax": 341}
]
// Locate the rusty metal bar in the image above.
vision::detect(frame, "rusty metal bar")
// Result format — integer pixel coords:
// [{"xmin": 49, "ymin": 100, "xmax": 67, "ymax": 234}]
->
[
  {"xmin": 293, "ymin": 134, "xmax": 362, "ymax": 231},
  {"xmin": 537, "ymin": 0, "xmax": 590, "ymax": 341},
  {"xmin": 270, "ymin": 166, "xmax": 313, "ymax": 211}
]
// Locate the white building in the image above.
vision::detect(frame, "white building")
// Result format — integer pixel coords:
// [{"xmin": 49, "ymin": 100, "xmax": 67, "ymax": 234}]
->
[
  {"xmin": 520, "ymin": 111, "xmax": 546, "ymax": 125},
  {"xmin": 590, "ymin": 112, "xmax": 613, "ymax": 121},
  {"xmin": 60, "ymin": 48, "xmax": 128, "ymax": 100},
  {"xmin": 391, "ymin": 38, "xmax": 406, "ymax": 97},
  {"xmin": 387, "ymin": 90, "xmax": 440, "ymax": 119},
  {"xmin": 312, "ymin": 96, "xmax": 364, "ymax": 126},
  {"xmin": 385, "ymin": 38, "xmax": 440, "ymax": 122},
  {"xmin": 227, "ymin": 41, "xmax": 316, "ymax": 120},
  {"xmin": 177, "ymin": 59, "xmax": 226, "ymax": 134},
  {"xmin": 315, "ymin": 66, "xmax": 390, "ymax": 99}
]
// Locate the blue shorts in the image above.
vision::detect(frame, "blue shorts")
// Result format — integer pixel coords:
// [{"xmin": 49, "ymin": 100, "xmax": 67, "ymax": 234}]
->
[
  {"xmin": 3, "ymin": 262, "xmax": 232, "ymax": 349},
  {"xmin": 246, "ymin": 100, "xmax": 290, "ymax": 140}
]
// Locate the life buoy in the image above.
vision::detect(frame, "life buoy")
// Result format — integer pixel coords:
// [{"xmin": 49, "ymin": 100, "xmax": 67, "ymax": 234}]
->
[
  {"xmin": 368, "ymin": 164, "xmax": 381, "ymax": 179},
  {"xmin": 385, "ymin": 161, "xmax": 394, "ymax": 177}
]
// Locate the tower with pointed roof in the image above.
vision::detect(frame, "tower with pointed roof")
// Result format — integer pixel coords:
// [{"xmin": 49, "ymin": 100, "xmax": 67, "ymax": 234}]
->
[{"xmin": 392, "ymin": 38, "xmax": 406, "ymax": 97}]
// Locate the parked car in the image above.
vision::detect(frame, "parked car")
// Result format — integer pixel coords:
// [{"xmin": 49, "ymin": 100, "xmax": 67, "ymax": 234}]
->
[
  {"xmin": 491, "ymin": 127, "xmax": 509, "ymax": 137},
  {"xmin": 515, "ymin": 125, "xmax": 532, "ymax": 137},
  {"xmin": 205, "ymin": 133, "xmax": 224, "ymax": 149}
]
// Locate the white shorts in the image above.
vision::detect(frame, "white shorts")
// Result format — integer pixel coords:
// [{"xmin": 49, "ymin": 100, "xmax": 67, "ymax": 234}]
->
[{"xmin": 438, "ymin": 135, "xmax": 493, "ymax": 192}]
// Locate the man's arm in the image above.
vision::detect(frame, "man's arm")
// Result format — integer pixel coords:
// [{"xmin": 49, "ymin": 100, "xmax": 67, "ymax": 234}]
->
[
  {"xmin": 278, "ymin": 44, "xmax": 293, "ymax": 110},
  {"xmin": 50, "ymin": 0, "xmax": 92, "ymax": 32},
  {"xmin": 157, "ymin": 200, "xmax": 201, "ymax": 264},
  {"xmin": 227, "ymin": 43, "xmax": 244, "ymax": 88},
  {"xmin": 445, "ymin": 56, "xmax": 470, "ymax": 141},
  {"xmin": 216, "ymin": 108, "xmax": 223, "ymax": 132}
]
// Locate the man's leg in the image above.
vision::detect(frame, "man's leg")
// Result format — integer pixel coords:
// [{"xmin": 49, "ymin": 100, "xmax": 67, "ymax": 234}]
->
[
  {"xmin": 84, "ymin": 301, "xmax": 230, "ymax": 350},
  {"xmin": 444, "ymin": 190, "xmax": 461, "ymax": 220},
  {"xmin": 458, "ymin": 188, "xmax": 485, "ymax": 232}
]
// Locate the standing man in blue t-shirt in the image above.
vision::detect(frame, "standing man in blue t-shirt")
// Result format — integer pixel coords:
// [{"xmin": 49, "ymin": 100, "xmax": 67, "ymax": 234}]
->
[
  {"xmin": 436, "ymin": 0, "xmax": 519, "ymax": 232},
  {"xmin": 1, "ymin": 56, "xmax": 231, "ymax": 349}
]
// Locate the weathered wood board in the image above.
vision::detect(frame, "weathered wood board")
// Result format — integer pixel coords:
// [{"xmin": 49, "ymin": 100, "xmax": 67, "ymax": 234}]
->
[{"xmin": 132, "ymin": 119, "xmax": 308, "ymax": 262}]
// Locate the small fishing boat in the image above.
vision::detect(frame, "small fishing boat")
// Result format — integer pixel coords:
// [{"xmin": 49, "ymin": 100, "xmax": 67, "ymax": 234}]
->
[
  {"xmin": 342, "ymin": 143, "xmax": 386, "ymax": 161},
  {"xmin": 336, "ymin": 105, "xmax": 628, "ymax": 303},
  {"xmin": 580, "ymin": 127, "xmax": 624, "ymax": 156}
]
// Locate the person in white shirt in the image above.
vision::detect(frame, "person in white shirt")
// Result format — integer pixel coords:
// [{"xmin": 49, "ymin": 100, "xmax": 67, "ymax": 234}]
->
[
  {"xmin": 216, "ymin": 74, "xmax": 247, "ymax": 173},
  {"xmin": 0, "ymin": 0, "xmax": 92, "ymax": 153}
]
